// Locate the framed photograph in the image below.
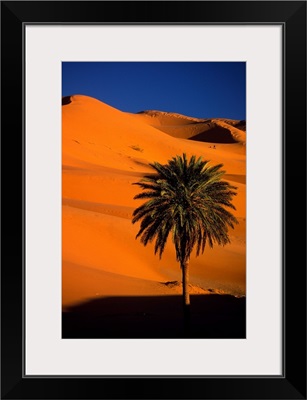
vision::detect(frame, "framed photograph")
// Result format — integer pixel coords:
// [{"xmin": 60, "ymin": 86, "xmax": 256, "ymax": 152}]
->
[{"xmin": 1, "ymin": 1, "xmax": 306, "ymax": 399}]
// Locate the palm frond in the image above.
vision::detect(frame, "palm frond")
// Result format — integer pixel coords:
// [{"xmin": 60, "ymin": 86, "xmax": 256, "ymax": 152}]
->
[{"xmin": 132, "ymin": 153, "xmax": 239, "ymax": 264}]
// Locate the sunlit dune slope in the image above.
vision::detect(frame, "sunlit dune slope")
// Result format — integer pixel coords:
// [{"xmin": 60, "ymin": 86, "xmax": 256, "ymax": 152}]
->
[{"xmin": 62, "ymin": 95, "xmax": 246, "ymax": 307}]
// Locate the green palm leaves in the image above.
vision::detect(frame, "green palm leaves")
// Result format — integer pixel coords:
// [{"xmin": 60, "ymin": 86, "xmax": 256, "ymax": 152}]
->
[{"xmin": 132, "ymin": 154, "xmax": 238, "ymax": 265}]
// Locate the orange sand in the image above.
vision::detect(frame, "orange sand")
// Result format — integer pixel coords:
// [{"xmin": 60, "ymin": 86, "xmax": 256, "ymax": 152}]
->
[{"xmin": 62, "ymin": 95, "xmax": 246, "ymax": 307}]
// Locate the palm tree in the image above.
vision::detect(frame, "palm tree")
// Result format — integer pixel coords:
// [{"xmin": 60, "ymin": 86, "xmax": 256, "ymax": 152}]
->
[{"xmin": 132, "ymin": 154, "xmax": 238, "ymax": 330}]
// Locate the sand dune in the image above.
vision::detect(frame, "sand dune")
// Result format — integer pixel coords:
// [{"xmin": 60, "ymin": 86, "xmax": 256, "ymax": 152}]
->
[
  {"xmin": 131, "ymin": 110, "xmax": 246, "ymax": 144},
  {"xmin": 62, "ymin": 95, "xmax": 246, "ymax": 308}
]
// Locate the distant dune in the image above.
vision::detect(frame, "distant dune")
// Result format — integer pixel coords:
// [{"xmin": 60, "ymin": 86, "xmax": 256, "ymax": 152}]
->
[
  {"xmin": 133, "ymin": 110, "xmax": 246, "ymax": 144},
  {"xmin": 62, "ymin": 95, "xmax": 246, "ymax": 311}
]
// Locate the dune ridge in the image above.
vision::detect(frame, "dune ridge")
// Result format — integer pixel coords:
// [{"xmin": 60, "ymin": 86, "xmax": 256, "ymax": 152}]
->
[
  {"xmin": 132, "ymin": 109, "xmax": 246, "ymax": 144},
  {"xmin": 62, "ymin": 95, "xmax": 246, "ymax": 308}
]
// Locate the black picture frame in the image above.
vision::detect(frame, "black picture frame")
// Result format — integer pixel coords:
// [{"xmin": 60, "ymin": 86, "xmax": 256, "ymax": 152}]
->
[{"xmin": 1, "ymin": 1, "xmax": 306, "ymax": 399}]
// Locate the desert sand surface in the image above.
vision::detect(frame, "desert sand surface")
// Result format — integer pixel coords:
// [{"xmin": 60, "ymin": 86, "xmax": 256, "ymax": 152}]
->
[{"xmin": 62, "ymin": 95, "xmax": 246, "ymax": 337}]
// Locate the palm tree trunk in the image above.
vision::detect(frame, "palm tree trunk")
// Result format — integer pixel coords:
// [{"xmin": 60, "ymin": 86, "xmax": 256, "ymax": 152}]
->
[
  {"xmin": 181, "ymin": 260, "xmax": 190, "ymax": 336},
  {"xmin": 182, "ymin": 260, "xmax": 190, "ymax": 306}
]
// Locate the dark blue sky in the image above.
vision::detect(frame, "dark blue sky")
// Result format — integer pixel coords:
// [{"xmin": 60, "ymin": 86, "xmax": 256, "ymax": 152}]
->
[{"xmin": 62, "ymin": 62, "xmax": 246, "ymax": 120}]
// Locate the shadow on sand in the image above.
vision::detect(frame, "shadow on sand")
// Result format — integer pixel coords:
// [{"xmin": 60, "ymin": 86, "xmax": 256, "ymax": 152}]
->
[
  {"xmin": 62, "ymin": 294, "xmax": 246, "ymax": 339},
  {"xmin": 62, "ymin": 96, "xmax": 72, "ymax": 106},
  {"xmin": 190, "ymin": 125, "xmax": 237, "ymax": 143}
]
